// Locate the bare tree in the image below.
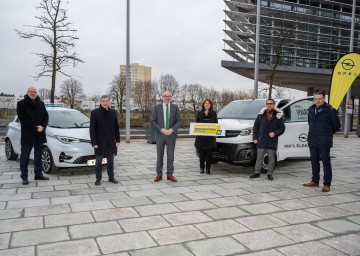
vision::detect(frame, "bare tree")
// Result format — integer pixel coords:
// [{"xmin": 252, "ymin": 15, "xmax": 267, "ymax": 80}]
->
[
  {"xmin": 156, "ymin": 73, "xmax": 179, "ymax": 100},
  {"xmin": 15, "ymin": 0, "xmax": 84, "ymax": 103},
  {"xmin": 108, "ymin": 74, "xmax": 126, "ymax": 116},
  {"xmin": 187, "ymin": 84, "xmax": 205, "ymax": 117},
  {"xmin": 60, "ymin": 78, "xmax": 85, "ymax": 109},
  {"xmin": 178, "ymin": 84, "xmax": 189, "ymax": 115},
  {"xmin": 132, "ymin": 80, "xmax": 155, "ymax": 121},
  {"xmin": 38, "ymin": 88, "xmax": 51, "ymax": 100}
]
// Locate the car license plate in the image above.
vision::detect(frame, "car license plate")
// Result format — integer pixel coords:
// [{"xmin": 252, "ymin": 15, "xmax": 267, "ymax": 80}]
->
[{"xmin": 87, "ymin": 158, "xmax": 108, "ymax": 166}]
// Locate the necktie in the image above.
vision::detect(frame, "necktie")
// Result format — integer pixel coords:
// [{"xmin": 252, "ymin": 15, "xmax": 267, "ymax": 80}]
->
[{"xmin": 166, "ymin": 104, "xmax": 169, "ymax": 129}]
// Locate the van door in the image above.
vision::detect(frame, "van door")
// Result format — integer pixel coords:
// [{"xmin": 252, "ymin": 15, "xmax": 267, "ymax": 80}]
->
[{"xmin": 277, "ymin": 98, "xmax": 314, "ymax": 161}]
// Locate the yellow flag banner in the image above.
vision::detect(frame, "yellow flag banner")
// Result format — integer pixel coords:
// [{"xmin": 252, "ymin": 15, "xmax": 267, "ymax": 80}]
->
[
  {"xmin": 329, "ymin": 52, "xmax": 360, "ymax": 110},
  {"xmin": 189, "ymin": 122, "xmax": 224, "ymax": 136}
]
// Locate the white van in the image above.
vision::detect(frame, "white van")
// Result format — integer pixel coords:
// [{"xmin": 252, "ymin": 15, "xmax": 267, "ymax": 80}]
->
[{"xmin": 213, "ymin": 97, "xmax": 314, "ymax": 167}]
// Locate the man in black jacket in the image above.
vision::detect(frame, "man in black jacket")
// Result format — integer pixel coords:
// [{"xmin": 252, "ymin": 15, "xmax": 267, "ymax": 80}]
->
[
  {"xmin": 17, "ymin": 86, "xmax": 49, "ymax": 185},
  {"xmin": 250, "ymin": 99, "xmax": 285, "ymax": 180},
  {"xmin": 90, "ymin": 95, "xmax": 120, "ymax": 186}
]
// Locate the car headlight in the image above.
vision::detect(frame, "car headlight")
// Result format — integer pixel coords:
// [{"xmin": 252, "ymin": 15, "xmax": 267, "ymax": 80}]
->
[
  {"xmin": 239, "ymin": 128, "xmax": 253, "ymax": 136},
  {"xmin": 55, "ymin": 136, "xmax": 80, "ymax": 144}
]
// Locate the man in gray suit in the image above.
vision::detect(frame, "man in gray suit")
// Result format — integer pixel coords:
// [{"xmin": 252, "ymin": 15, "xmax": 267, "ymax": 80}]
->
[{"xmin": 151, "ymin": 90, "xmax": 181, "ymax": 182}]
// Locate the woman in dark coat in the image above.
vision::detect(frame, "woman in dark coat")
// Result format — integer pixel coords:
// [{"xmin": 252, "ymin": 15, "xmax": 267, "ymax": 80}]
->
[{"xmin": 195, "ymin": 99, "xmax": 218, "ymax": 174}]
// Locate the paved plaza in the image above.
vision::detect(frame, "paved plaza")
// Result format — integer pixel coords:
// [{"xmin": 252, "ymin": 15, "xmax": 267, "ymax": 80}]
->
[{"xmin": 0, "ymin": 135, "xmax": 360, "ymax": 256}]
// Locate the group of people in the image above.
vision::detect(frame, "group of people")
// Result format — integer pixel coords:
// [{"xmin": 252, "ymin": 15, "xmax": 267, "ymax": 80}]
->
[{"xmin": 18, "ymin": 87, "xmax": 340, "ymax": 193}]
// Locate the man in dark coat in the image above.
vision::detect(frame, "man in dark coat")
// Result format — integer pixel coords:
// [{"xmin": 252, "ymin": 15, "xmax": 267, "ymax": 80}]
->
[
  {"xmin": 90, "ymin": 95, "xmax": 120, "ymax": 186},
  {"xmin": 17, "ymin": 86, "xmax": 49, "ymax": 185},
  {"xmin": 250, "ymin": 98, "xmax": 285, "ymax": 180},
  {"xmin": 303, "ymin": 90, "xmax": 340, "ymax": 192}
]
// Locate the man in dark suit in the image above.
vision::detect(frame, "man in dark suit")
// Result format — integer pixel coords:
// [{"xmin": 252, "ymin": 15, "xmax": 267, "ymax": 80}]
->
[
  {"xmin": 151, "ymin": 90, "xmax": 181, "ymax": 182},
  {"xmin": 90, "ymin": 95, "xmax": 120, "ymax": 186}
]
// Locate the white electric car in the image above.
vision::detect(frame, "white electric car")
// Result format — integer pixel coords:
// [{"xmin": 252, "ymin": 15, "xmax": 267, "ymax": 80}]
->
[{"xmin": 5, "ymin": 105, "xmax": 95, "ymax": 173}]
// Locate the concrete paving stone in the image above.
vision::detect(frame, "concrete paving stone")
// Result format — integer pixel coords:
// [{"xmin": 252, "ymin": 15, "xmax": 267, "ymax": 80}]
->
[
  {"xmin": 37, "ymin": 238, "xmax": 100, "ymax": 256},
  {"xmin": 126, "ymin": 189, "xmax": 163, "ymax": 198},
  {"xmin": 321, "ymin": 234, "xmax": 360, "ymax": 256},
  {"xmin": 217, "ymin": 181, "xmax": 252, "ymax": 190},
  {"xmin": 32, "ymin": 190, "xmax": 70, "ymax": 199},
  {"xmin": 240, "ymin": 193, "xmax": 280, "ymax": 203},
  {"xmin": 45, "ymin": 212, "xmax": 94, "ymax": 227},
  {"xmin": 68, "ymin": 178, "xmax": 93, "ymax": 184},
  {"xmin": 347, "ymin": 215, "xmax": 360, "ymax": 225},
  {"xmin": 183, "ymin": 191, "xmax": 222, "ymax": 200},
  {"xmin": 305, "ymin": 206, "xmax": 354, "ymax": 219},
  {"xmin": 11, "ymin": 227, "xmax": 69, "ymax": 247},
  {"xmin": 135, "ymin": 203, "xmax": 180, "ymax": 217},
  {"xmin": 215, "ymin": 188, "xmax": 252, "ymax": 197},
  {"xmin": 37, "ymin": 180, "xmax": 71, "ymax": 187},
  {"xmin": 185, "ymin": 236, "xmax": 248, "ymax": 256},
  {"xmin": 188, "ymin": 184, "xmax": 225, "ymax": 192},
  {"xmin": 0, "ymin": 208, "xmax": 23, "ymax": 220},
  {"xmin": 0, "ymin": 202, "xmax": 5, "ymax": 210},
  {"xmin": 148, "ymin": 194, "xmax": 188, "ymax": 204},
  {"xmin": 130, "ymin": 244, "xmax": 193, "ymax": 256},
  {"xmin": 104, "ymin": 185, "xmax": 141, "ymax": 193},
  {"xmin": 300, "ymin": 195, "xmax": 343, "ymax": 206},
  {"xmin": 0, "ymin": 233, "xmax": 10, "ymax": 249},
  {"xmin": 0, "ymin": 217, "xmax": 43, "ymax": 233},
  {"xmin": 295, "ymin": 188, "xmax": 327, "ymax": 197},
  {"xmin": 0, "ymin": 179, "xmax": 23, "ymax": 185},
  {"xmin": 327, "ymin": 193, "xmax": 360, "ymax": 203},
  {"xmin": 149, "ymin": 225, "xmax": 205, "ymax": 245},
  {"xmin": 92, "ymin": 207, "xmax": 139, "ymax": 222},
  {"xmin": 111, "ymin": 197, "xmax": 153, "ymax": 208},
  {"xmin": 274, "ymin": 223, "xmax": 333, "ymax": 242},
  {"xmin": 277, "ymin": 241, "xmax": 346, "ymax": 256},
  {"xmin": 166, "ymin": 181, "xmax": 199, "ymax": 187},
  {"xmin": 236, "ymin": 215, "xmax": 288, "ymax": 231},
  {"xmin": 270, "ymin": 199, "xmax": 316, "ymax": 210},
  {"xmin": 104, "ymin": 253, "xmax": 129, "ymax": 256},
  {"xmin": 195, "ymin": 178, "xmax": 224, "ymax": 185},
  {"xmin": 271, "ymin": 209, "xmax": 323, "ymax": 224},
  {"xmin": 313, "ymin": 219, "xmax": 360, "ymax": 234},
  {"xmin": 163, "ymin": 211, "xmax": 212, "ymax": 226},
  {"xmin": 0, "ymin": 193, "xmax": 31, "ymax": 202},
  {"xmin": 17, "ymin": 186, "xmax": 54, "ymax": 194},
  {"xmin": 0, "ymin": 246, "xmax": 35, "ymax": 256},
  {"xmin": 51, "ymin": 195, "xmax": 92, "ymax": 205},
  {"xmin": 0, "ymin": 188, "xmax": 16, "ymax": 196},
  {"xmin": 243, "ymin": 185, "xmax": 280, "ymax": 194},
  {"xmin": 137, "ymin": 183, "xmax": 171, "ymax": 190},
  {"xmin": 336, "ymin": 202, "xmax": 360, "ymax": 214},
  {"xmin": 54, "ymin": 184, "xmax": 89, "ymax": 190},
  {"xmin": 159, "ymin": 186, "xmax": 196, "ymax": 195},
  {"xmin": 120, "ymin": 180, "xmax": 151, "ymax": 186},
  {"xmin": 6, "ymin": 198, "xmax": 50, "ymax": 209},
  {"xmin": 269, "ymin": 190, "xmax": 308, "ymax": 200},
  {"xmin": 208, "ymin": 196, "xmax": 250, "ymax": 207},
  {"xmin": 195, "ymin": 219, "xmax": 250, "ymax": 237},
  {"xmin": 70, "ymin": 200, "xmax": 114, "ymax": 212},
  {"xmin": 1, "ymin": 182, "xmax": 37, "ymax": 189},
  {"xmin": 236, "ymin": 249, "xmax": 285, "ymax": 256},
  {"xmin": 24, "ymin": 204, "xmax": 71, "ymax": 217},
  {"xmin": 118, "ymin": 216, "xmax": 170, "ymax": 232},
  {"xmin": 239, "ymin": 203, "xmax": 283, "ymax": 215},
  {"xmin": 172, "ymin": 199, "xmax": 217, "ymax": 211},
  {"xmin": 203, "ymin": 207, "xmax": 249, "ymax": 220},
  {"xmin": 90, "ymin": 191, "xmax": 129, "ymax": 201},
  {"xmin": 232, "ymin": 229, "xmax": 294, "ymax": 251},
  {"xmin": 69, "ymin": 221, "xmax": 122, "ymax": 239},
  {"xmin": 69, "ymin": 187, "xmax": 107, "ymax": 195},
  {"xmin": 129, "ymin": 174, "xmax": 157, "ymax": 180},
  {"xmin": 97, "ymin": 231, "xmax": 157, "ymax": 254}
]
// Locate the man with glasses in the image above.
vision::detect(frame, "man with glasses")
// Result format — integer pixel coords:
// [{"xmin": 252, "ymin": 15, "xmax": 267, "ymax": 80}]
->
[
  {"xmin": 17, "ymin": 86, "xmax": 49, "ymax": 185},
  {"xmin": 250, "ymin": 98, "xmax": 285, "ymax": 180},
  {"xmin": 151, "ymin": 90, "xmax": 181, "ymax": 182}
]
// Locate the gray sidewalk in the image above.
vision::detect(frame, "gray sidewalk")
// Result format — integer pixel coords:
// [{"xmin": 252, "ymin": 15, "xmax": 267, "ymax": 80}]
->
[{"xmin": 0, "ymin": 136, "xmax": 360, "ymax": 256}]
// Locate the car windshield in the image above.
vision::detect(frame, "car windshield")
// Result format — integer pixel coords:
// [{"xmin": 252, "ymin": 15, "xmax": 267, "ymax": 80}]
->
[
  {"xmin": 48, "ymin": 110, "xmax": 90, "ymax": 128},
  {"xmin": 218, "ymin": 100, "xmax": 267, "ymax": 119}
]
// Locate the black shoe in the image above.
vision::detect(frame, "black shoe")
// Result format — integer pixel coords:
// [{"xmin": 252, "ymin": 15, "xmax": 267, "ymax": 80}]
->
[
  {"xmin": 206, "ymin": 169, "xmax": 210, "ymax": 174},
  {"xmin": 268, "ymin": 174, "xmax": 273, "ymax": 180},
  {"xmin": 22, "ymin": 179, "xmax": 29, "ymax": 185},
  {"xmin": 95, "ymin": 180, "xmax": 101, "ymax": 186},
  {"xmin": 249, "ymin": 173, "xmax": 260, "ymax": 178},
  {"xmin": 34, "ymin": 174, "xmax": 49, "ymax": 180},
  {"xmin": 200, "ymin": 169, "xmax": 204, "ymax": 174},
  {"xmin": 109, "ymin": 178, "xmax": 119, "ymax": 184}
]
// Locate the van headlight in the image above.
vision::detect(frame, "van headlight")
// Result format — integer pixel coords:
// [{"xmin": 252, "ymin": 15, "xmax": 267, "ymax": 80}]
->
[
  {"xmin": 55, "ymin": 136, "xmax": 80, "ymax": 144},
  {"xmin": 239, "ymin": 128, "xmax": 253, "ymax": 136}
]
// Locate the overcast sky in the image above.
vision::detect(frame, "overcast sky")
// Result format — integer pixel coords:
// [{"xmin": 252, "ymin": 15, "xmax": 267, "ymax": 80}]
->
[{"xmin": 0, "ymin": 0, "xmax": 304, "ymax": 98}]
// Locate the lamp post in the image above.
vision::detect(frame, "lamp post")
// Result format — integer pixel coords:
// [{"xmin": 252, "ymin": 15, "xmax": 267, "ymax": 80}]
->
[
  {"xmin": 125, "ymin": 0, "xmax": 130, "ymax": 143},
  {"xmin": 253, "ymin": 0, "xmax": 261, "ymax": 99}
]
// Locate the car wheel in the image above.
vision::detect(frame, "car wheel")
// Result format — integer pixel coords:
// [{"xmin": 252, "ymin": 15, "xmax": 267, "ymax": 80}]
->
[
  {"xmin": 42, "ymin": 147, "xmax": 57, "ymax": 174},
  {"xmin": 5, "ymin": 139, "xmax": 18, "ymax": 160},
  {"xmin": 261, "ymin": 153, "xmax": 277, "ymax": 173}
]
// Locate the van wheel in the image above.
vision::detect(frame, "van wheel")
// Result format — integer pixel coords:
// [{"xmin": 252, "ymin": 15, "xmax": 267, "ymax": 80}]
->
[
  {"xmin": 42, "ymin": 147, "xmax": 58, "ymax": 174},
  {"xmin": 261, "ymin": 153, "xmax": 277, "ymax": 173},
  {"xmin": 5, "ymin": 139, "xmax": 18, "ymax": 160}
]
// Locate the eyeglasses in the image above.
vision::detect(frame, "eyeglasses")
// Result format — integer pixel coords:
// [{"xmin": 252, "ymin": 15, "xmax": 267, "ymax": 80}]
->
[
  {"xmin": 266, "ymin": 102, "xmax": 274, "ymax": 105},
  {"xmin": 28, "ymin": 91, "xmax": 37, "ymax": 94},
  {"xmin": 162, "ymin": 95, "xmax": 171, "ymax": 98}
]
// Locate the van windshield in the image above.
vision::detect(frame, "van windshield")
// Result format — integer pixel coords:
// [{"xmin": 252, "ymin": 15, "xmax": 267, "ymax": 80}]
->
[{"xmin": 218, "ymin": 100, "xmax": 267, "ymax": 119}]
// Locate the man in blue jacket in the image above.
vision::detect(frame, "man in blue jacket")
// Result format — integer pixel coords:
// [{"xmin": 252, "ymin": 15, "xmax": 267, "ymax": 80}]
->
[{"xmin": 303, "ymin": 90, "xmax": 341, "ymax": 192}]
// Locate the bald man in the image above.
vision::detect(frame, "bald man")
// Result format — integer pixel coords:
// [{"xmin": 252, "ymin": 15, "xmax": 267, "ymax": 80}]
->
[{"xmin": 17, "ymin": 86, "xmax": 49, "ymax": 185}]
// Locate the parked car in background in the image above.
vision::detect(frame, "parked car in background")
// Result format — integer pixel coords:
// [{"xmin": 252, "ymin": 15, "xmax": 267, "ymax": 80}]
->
[{"xmin": 5, "ymin": 105, "xmax": 95, "ymax": 173}]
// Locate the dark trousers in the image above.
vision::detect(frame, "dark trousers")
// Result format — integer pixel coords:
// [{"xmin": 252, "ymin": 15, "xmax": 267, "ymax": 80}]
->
[
  {"xmin": 199, "ymin": 149, "xmax": 213, "ymax": 171},
  {"xmin": 95, "ymin": 154, "xmax": 115, "ymax": 181},
  {"xmin": 309, "ymin": 147, "xmax": 332, "ymax": 186},
  {"xmin": 20, "ymin": 144, "xmax": 43, "ymax": 179},
  {"xmin": 156, "ymin": 134, "xmax": 176, "ymax": 176}
]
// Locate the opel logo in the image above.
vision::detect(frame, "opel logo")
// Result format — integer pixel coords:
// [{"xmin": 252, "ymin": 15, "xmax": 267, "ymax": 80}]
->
[
  {"xmin": 342, "ymin": 59, "xmax": 355, "ymax": 70},
  {"xmin": 298, "ymin": 133, "xmax": 308, "ymax": 142}
]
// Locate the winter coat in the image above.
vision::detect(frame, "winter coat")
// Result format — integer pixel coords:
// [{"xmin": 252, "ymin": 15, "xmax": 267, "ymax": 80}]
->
[
  {"xmin": 90, "ymin": 105, "xmax": 120, "ymax": 156},
  {"xmin": 252, "ymin": 107, "xmax": 285, "ymax": 150},
  {"xmin": 16, "ymin": 95, "xmax": 48, "ymax": 146},
  {"xmin": 195, "ymin": 110, "xmax": 218, "ymax": 150},
  {"xmin": 307, "ymin": 102, "xmax": 340, "ymax": 148}
]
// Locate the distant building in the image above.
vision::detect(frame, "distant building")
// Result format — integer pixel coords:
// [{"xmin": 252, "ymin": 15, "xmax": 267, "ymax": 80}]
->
[
  {"xmin": 120, "ymin": 63, "xmax": 152, "ymax": 85},
  {"xmin": 0, "ymin": 93, "xmax": 16, "ymax": 109}
]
